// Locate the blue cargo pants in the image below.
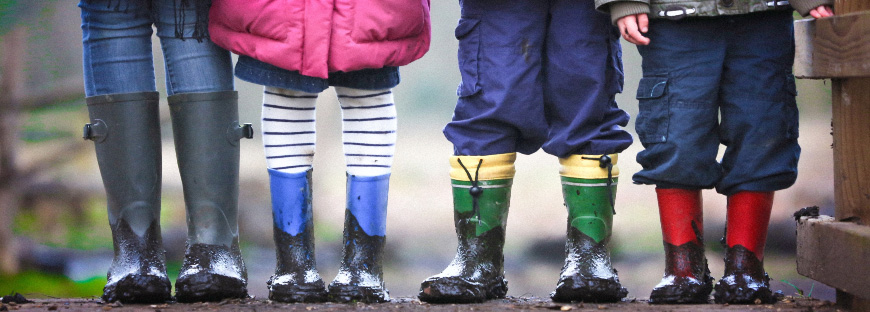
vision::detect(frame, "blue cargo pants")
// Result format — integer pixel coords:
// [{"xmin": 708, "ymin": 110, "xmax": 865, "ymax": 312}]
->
[
  {"xmin": 443, "ymin": 0, "xmax": 633, "ymax": 157},
  {"xmin": 632, "ymin": 11, "xmax": 800, "ymax": 195}
]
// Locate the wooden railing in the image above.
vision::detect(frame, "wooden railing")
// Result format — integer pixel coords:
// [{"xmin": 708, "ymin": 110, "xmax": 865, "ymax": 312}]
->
[{"xmin": 794, "ymin": 1, "xmax": 870, "ymax": 309}]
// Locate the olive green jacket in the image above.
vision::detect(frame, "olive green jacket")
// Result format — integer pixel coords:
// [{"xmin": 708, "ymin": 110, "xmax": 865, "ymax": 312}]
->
[{"xmin": 598, "ymin": 0, "xmax": 832, "ymax": 25}]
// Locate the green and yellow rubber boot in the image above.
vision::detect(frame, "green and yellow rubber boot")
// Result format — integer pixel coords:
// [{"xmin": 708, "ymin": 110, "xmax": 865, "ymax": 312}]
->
[
  {"xmin": 418, "ymin": 153, "xmax": 515, "ymax": 303},
  {"xmin": 551, "ymin": 154, "xmax": 628, "ymax": 303}
]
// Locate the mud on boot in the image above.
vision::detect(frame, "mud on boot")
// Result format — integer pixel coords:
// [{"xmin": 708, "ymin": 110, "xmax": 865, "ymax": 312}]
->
[
  {"xmin": 550, "ymin": 229, "xmax": 627, "ymax": 303},
  {"xmin": 267, "ymin": 169, "xmax": 327, "ymax": 303},
  {"xmin": 649, "ymin": 242, "xmax": 713, "ymax": 304},
  {"xmin": 327, "ymin": 174, "xmax": 391, "ymax": 303},
  {"xmin": 102, "ymin": 220, "xmax": 172, "ymax": 304},
  {"xmin": 418, "ymin": 225, "xmax": 509, "ymax": 303},
  {"xmin": 419, "ymin": 154, "xmax": 514, "ymax": 304},
  {"xmin": 713, "ymin": 245, "xmax": 775, "ymax": 304},
  {"xmin": 268, "ymin": 223, "xmax": 327, "ymax": 303},
  {"xmin": 175, "ymin": 243, "xmax": 248, "ymax": 302},
  {"xmin": 551, "ymin": 154, "xmax": 627, "ymax": 303},
  {"xmin": 327, "ymin": 211, "xmax": 390, "ymax": 303}
]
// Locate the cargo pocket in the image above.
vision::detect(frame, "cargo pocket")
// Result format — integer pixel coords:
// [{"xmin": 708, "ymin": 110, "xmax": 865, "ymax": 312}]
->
[
  {"xmin": 635, "ymin": 76, "xmax": 670, "ymax": 143},
  {"xmin": 455, "ymin": 18, "xmax": 481, "ymax": 97}
]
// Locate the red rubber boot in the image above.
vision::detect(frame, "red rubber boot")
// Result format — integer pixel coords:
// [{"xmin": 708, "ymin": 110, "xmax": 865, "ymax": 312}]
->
[
  {"xmin": 649, "ymin": 188, "xmax": 713, "ymax": 304},
  {"xmin": 714, "ymin": 191, "xmax": 776, "ymax": 304}
]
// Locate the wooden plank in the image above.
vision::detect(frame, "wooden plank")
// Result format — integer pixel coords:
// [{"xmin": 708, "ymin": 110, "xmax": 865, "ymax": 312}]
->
[
  {"xmin": 796, "ymin": 216, "xmax": 870, "ymax": 299},
  {"xmin": 793, "ymin": 12, "xmax": 870, "ymax": 79},
  {"xmin": 832, "ymin": 78, "xmax": 870, "ymax": 223}
]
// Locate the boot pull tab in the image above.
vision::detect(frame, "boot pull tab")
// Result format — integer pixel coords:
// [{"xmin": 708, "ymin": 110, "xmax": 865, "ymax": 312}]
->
[
  {"xmin": 582, "ymin": 155, "xmax": 616, "ymax": 215},
  {"xmin": 226, "ymin": 122, "xmax": 255, "ymax": 144},
  {"xmin": 457, "ymin": 158, "xmax": 484, "ymax": 225},
  {"xmin": 82, "ymin": 119, "xmax": 108, "ymax": 143}
]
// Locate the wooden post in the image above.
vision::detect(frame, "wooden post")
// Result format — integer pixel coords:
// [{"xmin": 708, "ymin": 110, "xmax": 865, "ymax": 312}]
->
[
  {"xmin": 831, "ymin": 2, "xmax": 870, "ymax": 308},
  {"xmin": 0, "ymin": 27, "xmax": 25, "ymax": 275},
  {"xmin": 794, "ymin": 0, "xmax": 870, "ymax": 309}
]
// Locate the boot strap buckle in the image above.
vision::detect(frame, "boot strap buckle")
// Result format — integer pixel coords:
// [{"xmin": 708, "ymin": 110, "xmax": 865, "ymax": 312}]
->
[
  {"xmin": 83, "ymin": 120, "xmax": 108, "ymax": 142},
  {"xmin": 226, "ymin": 122, "xmax": 255, "ymax": 144}
]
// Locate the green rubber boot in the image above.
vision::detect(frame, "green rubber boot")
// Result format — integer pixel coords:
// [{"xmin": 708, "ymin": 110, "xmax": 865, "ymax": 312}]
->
[
  {"xmin": 419, "ymin": 153, "xmax": 515, "ymax": 303},
  {"xmin": 168, "ymin": 91, "xmax": 253, "ymax": 302},
  {"xmin": 551, "ymin": 154, "xmax": 628, "ymax": 303},
  {"xmin": 85, "ymin": 92, "xmax": 171, "ymax": 304}
]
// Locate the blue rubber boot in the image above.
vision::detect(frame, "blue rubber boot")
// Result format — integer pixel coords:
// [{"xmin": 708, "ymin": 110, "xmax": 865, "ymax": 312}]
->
[
  {"xmin": 267, "ymin": 168, "xmax": 327, "ymax": 302},
  {"xmin": 328, "ymin": 174, "xmax": 391, "ymax": 303}
]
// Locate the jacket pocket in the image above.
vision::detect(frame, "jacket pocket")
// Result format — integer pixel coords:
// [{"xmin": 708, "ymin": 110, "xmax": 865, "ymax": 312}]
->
[
  {"xmin": 456, "ymin": 17, "xmax": 481, "ymax": 97},
  {"xmin": 635, "ymin": 76, "xmax": 669, "ymax": 143},
  {"xmin": 351, "ymin": 0, "xmax": 427, "ymax": 42}
]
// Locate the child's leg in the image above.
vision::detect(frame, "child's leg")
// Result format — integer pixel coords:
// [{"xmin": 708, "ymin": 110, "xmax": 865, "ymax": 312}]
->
[
  {"xmin": 326, "ymin": 87, "xmax": 396, "ymax": 303},
  {"xmin": 260, "ymin": 86, "xmax": 326, "ymax": 303},
  {"xmin": 714, "ymin": 10, "xmax": 797, "ymax": 305},
  {"xmin": 80, "ymin": 0, "xmax": 169, "ymax": 303},
  {"xmin": 335, "ymin": 87, "xmax": 396, "ymax": 177},
  {"xmin": 423, "ymin": 0, "xmax": 549, "ymax": 303},
  {"xmin": 543, "ymin": 0, "xmax": 631, "ymax": 303},
  {"xmin": 262, "ymin": 87, "xmax": 318, "ymax": 173},
  {"xmin": 632, "ymin": 16, "xmax": 729, "ymax": 304}
]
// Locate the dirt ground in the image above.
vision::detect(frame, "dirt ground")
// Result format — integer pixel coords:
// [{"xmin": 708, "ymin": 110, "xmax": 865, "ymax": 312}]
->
[{"xmin": 0, "ymin": 296, "xmax": 840, "ymax": 312}]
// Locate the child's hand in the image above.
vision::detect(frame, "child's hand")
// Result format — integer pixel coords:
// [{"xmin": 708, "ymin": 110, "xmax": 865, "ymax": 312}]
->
[
  {"xmin": 809, "ymin": 5, "xmax": 833, "ymax": 18},
  {"xmin": 617, "ymin": 13, "xmax": 651, "ymax": 45}
]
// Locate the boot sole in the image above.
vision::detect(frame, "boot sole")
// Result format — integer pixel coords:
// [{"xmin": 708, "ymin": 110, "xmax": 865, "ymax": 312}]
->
[
  {"xmin": 327, "ymin": 284, "xmax": 389, "ymax": 303},
  {"xmin": 270, "ymin": 283, "xmax": 328, "ymax": 303},
  {"xmin": 175, "ymin": 272, "xmax": 248, "ymax": 303},
  {"xmin": 649, "ymin": 280, "xmax": 713, "ymax": 304},
  {"xmin": 418, "ymin": 276, "xmax": 508, "ymax": 304},
  {"xmin": 102, "ymin": 274, "xmax": 171, "ymax": 304},
  {"xmin": 713, "ymin": 281, "xmax": 776, "ymax": 304},
  {"xmin": 551, "ymin": 277, "xmax": 628, "ymax": 303}
]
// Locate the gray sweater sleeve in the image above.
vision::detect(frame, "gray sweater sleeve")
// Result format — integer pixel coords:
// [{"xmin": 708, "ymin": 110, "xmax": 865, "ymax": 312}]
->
[
  {"xmin": 607, "ymin": 2, "xmax": 651, "ymax": 25},
  {"xmin": 790, "ymin": 0, "xmax": 834, "ymax": 16}
]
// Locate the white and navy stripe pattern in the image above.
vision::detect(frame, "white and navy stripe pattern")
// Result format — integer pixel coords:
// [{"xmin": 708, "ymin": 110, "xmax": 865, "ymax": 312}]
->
[
  {"xmin": 336, "ymin": 87, "xmax": 397, "ymax": 177},
  {"xmin": 261, "ymin": 86, "xmax": 318, "ymax": 173}
]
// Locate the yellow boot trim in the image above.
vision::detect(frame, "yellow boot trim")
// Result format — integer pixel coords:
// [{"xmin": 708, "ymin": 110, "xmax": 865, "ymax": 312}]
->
[
  {"xmin": 559, "ymin": 154, "xmax": 620, "ymax": 179},
  {"xmin": 449, "ymin": 153, "xmax": 516, "ymax": 181}
]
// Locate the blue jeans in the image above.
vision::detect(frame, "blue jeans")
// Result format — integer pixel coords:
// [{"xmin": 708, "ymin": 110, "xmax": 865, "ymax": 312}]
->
[
  {"xmin": 443, "ymin": 0, "xmax": 632, "ymax": 157},
  {"xmin": 633, "ymin": 11, "xmax": 800, "ymax": 195},
  {"xmin": 80, "ymin": 0, "xmax": 233, "ymax": 97}
]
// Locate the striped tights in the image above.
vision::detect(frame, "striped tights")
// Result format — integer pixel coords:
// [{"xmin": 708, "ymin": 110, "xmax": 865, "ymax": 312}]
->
[{"xmin": 261, "ymin": 86, "xmax": 396, "ymax": 177}]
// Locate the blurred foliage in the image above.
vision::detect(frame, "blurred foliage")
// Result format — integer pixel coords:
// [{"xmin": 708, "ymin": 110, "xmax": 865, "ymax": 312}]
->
[
  {"xmin": 0, "ymin": 271, "xmax": 105, "ymax": 298},
  {"xmin": 21, "ymin": 102, "xmax": 83, "ymax": 143}
]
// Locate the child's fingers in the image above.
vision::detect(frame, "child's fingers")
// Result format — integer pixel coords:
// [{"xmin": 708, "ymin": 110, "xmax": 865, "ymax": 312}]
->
[
  {"xmin": 821, "ymin": 5, "xmax": 834, "ymax": 16},
  {"xmin": 638, "ymin": 13, "xmax": 649, "ymax": 33},
  {"xmin": 810, "ymin": 8, "xmax": 821, "ymax": 18}
]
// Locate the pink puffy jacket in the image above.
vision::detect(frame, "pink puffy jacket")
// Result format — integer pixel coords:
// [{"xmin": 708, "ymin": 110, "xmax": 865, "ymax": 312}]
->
[{"xmin": 209, "ymin": 0, "xmax": 431, "ymax": 79}]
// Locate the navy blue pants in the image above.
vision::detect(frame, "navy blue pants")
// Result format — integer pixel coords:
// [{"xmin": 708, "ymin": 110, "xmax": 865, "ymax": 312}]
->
[
  {"xmin": 443, "ymin": 0, "xmax": 633, "ymax": 157},
  {"xmin": 633, "ymin": 11, "xmax": 800, "ymax": 195}
]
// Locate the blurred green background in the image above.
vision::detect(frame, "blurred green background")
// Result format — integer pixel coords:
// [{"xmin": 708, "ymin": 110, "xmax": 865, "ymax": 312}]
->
[{"xmin": 0, "ymin": 1, "xmax": 835, "ymax": 301}]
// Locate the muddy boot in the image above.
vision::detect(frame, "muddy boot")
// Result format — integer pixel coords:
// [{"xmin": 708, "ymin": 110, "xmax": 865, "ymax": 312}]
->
[
  {"xmin": 418, "ymin": 153, "xmax": 515, "ymax": 303},
  {"xmin": 649, "ymin": 188, "xmax": 713, "ymax": 304},
  {"xmin": 85, "ymin": 92, "xmax": 172, "ymax": 304},
  {"xmin": 713, "ymin": 191, "xmax": 776, "ymax": 304},
  {"xmin": 551, "ymin": 154, "xmax": 628, "ymax": 303},
  {"xmin": 327, "ymin": 174, "xmax": 391, "ymax": 303},
  {"xmin": 267, "ymin": 169, "xmax": 327, "ymax": 302},
  {"xmin": 169, "ymin": 91, "xmax": 253, "ymax": 302}
]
